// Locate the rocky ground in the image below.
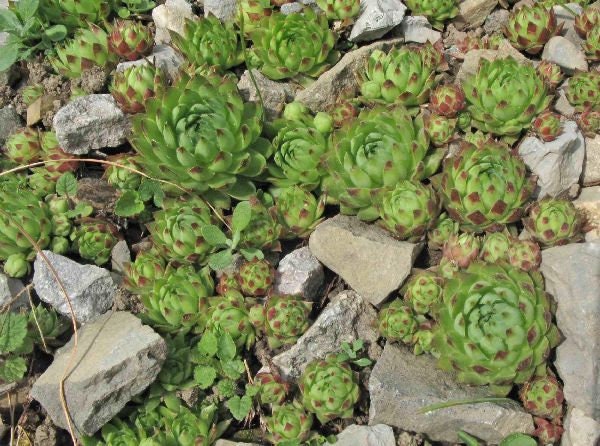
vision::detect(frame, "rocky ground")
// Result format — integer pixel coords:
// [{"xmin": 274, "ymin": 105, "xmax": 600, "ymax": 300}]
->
[{"xmin": 0, "ymin": 0, "xmax": 600, "ymax": 445}]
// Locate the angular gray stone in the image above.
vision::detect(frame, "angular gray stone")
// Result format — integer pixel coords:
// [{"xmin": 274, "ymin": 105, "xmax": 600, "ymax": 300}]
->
[
  {"xmin": 111, "ymin": 240, "xmax": 131, "ymax": 275},
  {"xmin": 369, "ymin": 343, "xmax": 535, "ymax": 443},
  {"xmin": 518, "ymin": 121, "xmax": 585, "ymax": 198},
  {"xmin": 152, "ymin": 0, "xmax": 194, "ymax": 44},
  {"xmin": 215, "ymin": 441, "xmax": 261, "ymax": 446},
  {"xmin": 399, "ymin": 16, "xmax": 441, "ymax": 44},
  {"xmin": 583, "ymin": 135, "xmax": 600, "ymax": 186},
  {"xmin": 272, "ymin": 290, "xmax": 379, "ymax": 379},
  {"xmin": 349, "ymin": 0, "xmax": 407, "ymax": 42},
  {"xmin": 484, "ymin": 8, "xmax": 510, "ymax": 35},
  {"xmin": 554, "ymin": 88, "xmax": 576, "ymax": 118},
  {"xmin": 204, "ymin": 0, "xmax": 237, "ymax": 21},
  {"xmin": 0, "ymin": 106, "xmax": 23, "ymax": 146},
  {"xmin": 116, "ymin": 45, "xmax": 184, "ymax": 81},
  {"xmin": 561, "ymin": 407, "xmax": 600, "ymax": 446},
  {"xmin": 574, "ymin": 186, "xmax": 600, "ymax": 242},
  {"xmin": 328, "ymin": 424, "xmax": 395, "ymax": 446},
  {"xmin": 0, "ymin": 273, "xmax": 26, "ymax": 311},
  {"xmin": 553, "ymin": 4, "xmax": 585, "ymax": 47},
  {"xmin": 237, "ymin": 69, "xmax": 299, "ymax": 121},
  {"xmin": 281, "ymin": 2, "xmax": 304, "ymax": 14},
  {"xmin": 309, "ymin": 215, "xmax": 421, "ymax": 306},
  {"xmin": 456, "ymin": 0, "xmax": 498, "ymax": 29},
  {"xmin": 542, "ymin": 36, "xmax": 588, "ymax": 74},
  {"xmin": 33, "ymin": 251, "xmax": 117, "ymax": 323},
  {"xmin": 541, "ymin": 243, "xmax": 600, "ymax": 421},
  {"xmin": 53, "ymin": 95, "xmax": 130, "ymax": 154},
  {"xmin": 295, "ymin": 37, "xmax": 402, "ymax": 113},
  {"xmin": 30, "ymin": 311, "xmax": 167, "ymax": 436},
  {"xmin": 272, "ymin": 247, "xmax": 324, "ymax": 301}
]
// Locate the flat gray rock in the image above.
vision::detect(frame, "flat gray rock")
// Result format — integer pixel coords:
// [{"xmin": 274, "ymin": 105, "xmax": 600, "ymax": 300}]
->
[
  {"xmin": 33, "ymin": 251, "xmax": 117, "ymax": 323},
  {"xmin": 542, "ymin": 36, "xmax": 588, "ymax": 74},
  {"xmin": 455, "ymin": 0, "xmax": 498, "ymax": 29},
  {"xmin": 369, "ymin": 343, "xmax": 534, "ymax": 443},
  {"xmin": 561, "ymin": 407, "xmax": 600, "ymax": 446},
  {"xmin": 541, "ymin": 242, "xmax": 600, "ymax": 421},
  {"xmin": 116, "ymin": 45, "xmax": 184, "ymax": 81},
  {"xmin": 0, "ymin": 273, "xmax": 26, "ymax": 311},
  {"xmin": 309, "ymin": 215, "xmax": 421, "ymax": 307},
  {"xmin": 583, "ymin": 135, "xmax": 600, "ymax": 186},
  {"xmin": 272, "ymin": 247, "xmax": 324, "ymax": 301},
  {"xmin": 349, "ymin": 0, "xmax": 407, "ymax": 42},
  {"xmin": 53, "ymin": 95, "xmax": 130, "ymax": 154},
  {"xmin": 203, "ymin": 0, "xmax": 237, "ymax": 21},
  {"xmin": 152, "ymin": 0, "xmax": 194, "ymax": 44},
  {"xmin": 327, "ymin": 424, "xmax": 395, "ymax": 446},
  {"xmin": 30, "ymin": 311, "xmax": 166, "ymax": 436},
  {"xmin": 0, "ymin": 106, "xmax": 23, "ymax": 146}
]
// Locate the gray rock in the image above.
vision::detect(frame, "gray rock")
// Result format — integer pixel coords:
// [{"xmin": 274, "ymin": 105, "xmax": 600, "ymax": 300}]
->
[
  {"xmin": 574, "ymin": 186, "xmax": 600, "ymax": 242},
  {"xmin": 554, "ymin": 4, "xmax": 585, "ymax": 47},
  {"xmin": 399, "ymin": 16, "xmax": 441, "ymax": 44},
  {"xmin": 349, "ymin": 0, "xmax": 407, "ymax": 42},
  {"xmin": 0, "ymin": 273, "xmax": 27, "ymax": 311},
  {"xmin": 369, "ymin": 343, "xmax": 535, "ymax": 443},
  {"xmin": 561, "ymin": 407, "xmax": 600, "ymax": 446},
  {"xmin": 455, "ymin": 42, "xmax": 528, "ymax": 84},
  {"xmin": 484, "ymin": 8, "xmax": 510, "ymax": 35},
  {"xmin": 33, "ymin": 251, "xmax": 117, "ymax": 323},
  {"xmin": 309, "ymin": 215, "xmax": 421, "ymax": 306},
  {"xmin": 542, "ymin": 36, "xmax": 588, "ymax": 74},
  {"xmin": 0, "ymin": 106, "xmax": 23, "ymax": 146},
  {"xmin": 53, "ymin": 95, "xmax": 130, "ymax": 155},
  {"xmin": 456, "ymin": 0, "xmax": 498, "ymax": 29},
  {"xmin": 583, "ymin": 135, "xmax": 600, "ymax": 186},
  {"xmin": 281, "ymin": 2, "xmax": 304, "ymax": 14},
  {"xmin": 518, "ymin": 121, "xmax": 585, "ymax": 198},
  {"xmin": 116, "ymin": 45, "xmax": 184, "ymax": 81},
  {"xmin": 111, "ymin": 240, "xmax": 131, "ymax": 275},
  {"xmin": 554, "ymin": 88, "xmax": 576, "ymax": 118},
  {"xmin": 272, "ymin": 247, "xmax": 324, "ymax": 301},
  {"xmin": 272, "ymin": 290, "xmax": 379, "ymax": 379},
  {"xmin": 295, "ymin": 37, "xmax": 402, "ymax": 113},
  {"xmin": 34, "ymin": 418, "xmax": 58, "ymax": 446},
  {"xmin": 152, "ymin": 0, "xmax": 194, "ymax": 44},
  {"xmin": 204, "ymin": 0, "xmax": 237, "ymax": 21},
  {"xmin": 237, "ymin": 69, "xmax": 299, "ymax": 121},
  {"xmin": 541, "ymin": 242, "xmax": 600, "ymax": 421},
  {"xmin": 215, "ymin": 441, "xmax": 261, "ymax": 446},
  {"xmin": 30, "ymin": 311, "xmax": 167, "ymax": 436},
  {"xmin": 328, "ymin": 424, "xmax": 395, "ymax": 446}
]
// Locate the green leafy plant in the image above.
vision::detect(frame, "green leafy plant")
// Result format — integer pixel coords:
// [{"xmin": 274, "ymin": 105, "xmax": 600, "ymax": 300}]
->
[
  {"xmin": 0, "ymin": 312, "xmax": 33, "ymax": 383},
  {"xmin": 115, "ymin": 0, "xmax": 156, "ymax": 18}
]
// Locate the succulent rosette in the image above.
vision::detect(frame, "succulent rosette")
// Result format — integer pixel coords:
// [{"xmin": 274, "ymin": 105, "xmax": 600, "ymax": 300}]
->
[
  {"xmin": 157, "ymin": 334, "xmax": 194, "ymax": 391},
  {"xmin": 40, "ymin": 131, "xmax": 79, "ymax": 174},
  {"xmin": 326, "ymin": 106, "xmax": 444, "ymax": 221},
  {"xmin": 436, "ymin": 141, "xmax": 535, "ymax": 232},
  {"xmin": 430, "ymin": 84, "xmax": 466, "ymax": 118},
  {"xmin": 263, "ymin": 294, "xmax": 312, "ymax": 349},
  {"xmin": 237, "ymin": 196, "xmax": 282, "ymax": 251},
  {"xmin": 142, "ymin": 265, "xmax": 214, "ymax": 334},
  {"xmin": 274, "ymin": 186, "xmax": 326, "ymax": 239},
  {"xmin": 123, "ymin": 250, "xmax": 167, "ymax": 295},
  {"xmin": 50, "ymin": 24, "xmax": 118, "ymax": 78},
  {"xmin": 377, "ymin": 180, "xmax": 440, "ymax": 241},
  {"xmin": 207, "ymin": 291, "xmax": 256, "ymax": 349},
  {"xmin": 533, "ymin": 111, "xmax": 562, "ymax": 142},
  {"xmin": 520, "ymin": 375, "xmax": 564, "ymax": 420},
  {"xmin": 425, "ymin": 113, "xmax": 456, "ymax": 146},
  {"xmin": 5, "ymin": 128, "xmax": 41, "ymax": 164},
  {"xmin": 148, "ymin": 197, "xmax": 215, "ymax": 265},
  {"xmin": 299, "ymin": 356, "xmax": 360, "ymax": 423},
  {"xmin": 266, "ymin": 402, "xmax": 313, "ymax": 443},
  {"xmin": 316, "ymin": 0, "xmax": 361, "ymax": 20},
  {"xmin": 39, "ymin": 0, "xmax": 110, "ymax": 31},
  {"xmin": 536, "ymin": 60, "xmax": 564, "ymax": 90},
  {"xmin": 267, "ymin": 120, "xmax": 332, "ymax": 191},
  {"xmin": 5, "ymin": 253, "xmax": 31, "ymax": 278},
  {"xmin": 583, "ymin": 23, "xmax": 600, "ymax": 61},
  {"xmin": 402, "ymin": 270, "xmax": 444, "ymax": 315},
  {"xmin": 578, "ymin": 109, "xmax": 600, "ymax": 137},
  {"xmin": 533, "ymin": 418, "xmax": 564, "ymax": 444},
  {"xmin": 433, "ymin": 262, "xmax": 559, "ymax": 394},
  {"xmin": 330, "ymin": 100, "xmax": 359, "ymax": 128},
  {"xmin": 104, "ymin": 154, "xmax": 142, "ymax": 191},
  {"xmin": 254, "ymin": 371, "xmax": 289, "ymax": 406},
  {"xmin": 479, "ymin": 231, "xmax": 511, "ymax": 263},
  {"xmin": 508, "ymin": 239, "xmax": 542, "ymax": 272},
  {"xmin": 462, "ymin": 57, "xmax": 551, "ymax": 137},
  {"xmin": 412, "ymin": 320, "xmax": 437, "ymax": 356},
  {"xmin": 575, "ymin": 7, "xmax": 600, "ymax": 38},
  {"xmin": 427, "ymin": 212, "xmax": 459, "ymax": 250},
  {"xmin": 70, "ymin": 218, "xmax": 121, "ymax": 265},
  {"xmin": 565, "ymin": 70, "xmax": 600, "ymax": 111},
  {"xmin": 110, "ymin": 64, "xmax": 167, "ymax": 114},
  {"xmin": 404, "ymin": 0, "xmax": 459, "ymax": 29},
  {"xmin": 171, "ymin": 15, "xmax": 244, "ymax": 71},
  {"xmin": 442, "ymin": 233, "xmax": 481, "ymax": 269},
  {"xmin": 360, "ymin": 46, "xmax": 436, "ymax": 107},
  {"xmin": 250, "ymin": 8, "xmax": 339, "ymax": 80},
  {"xmin": 236, "ymin": 259, "xmax": 275, "ymax": 297},
  {"xmin": 108, "ymin": 20, "xmax": 153, "ymax": 61},
  {"xmin": 378, "ymin": 299, "xmax": 418, "ymax": 343},
  {"xmin": 503, "ymin": 4, "xmax": 563, "ymax": 54},
  {"xmin": 523, "ymin": 198, "xmax": 584, "ymax": 247},
  {"xmin": 130, "ymin": 72, "xmax": 271, "ymax": 201},
  {"xmin": 238, "ymin": 0, "xmax": 273, "ymax": 35}
]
